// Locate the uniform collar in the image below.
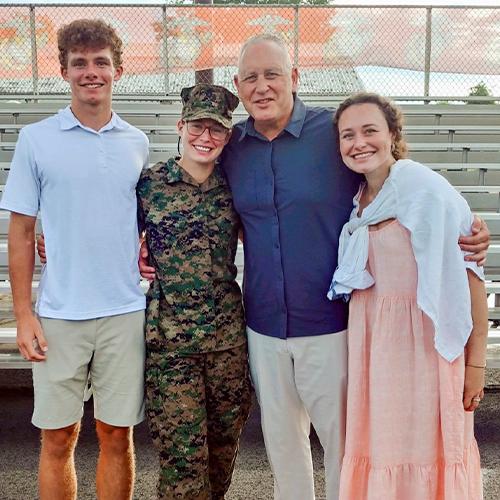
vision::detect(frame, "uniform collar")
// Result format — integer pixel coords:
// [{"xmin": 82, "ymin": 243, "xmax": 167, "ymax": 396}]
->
[
  {"xmin": 238, "ymin": 96, "xmax": 307, "ymax": 142},
  {"xmin": 164, "ymin": 157, "xmax": 226, "ymax": 192},
  {"xmin": 58, "ymin": 105, "xmax": 128, "ymax": 132}
]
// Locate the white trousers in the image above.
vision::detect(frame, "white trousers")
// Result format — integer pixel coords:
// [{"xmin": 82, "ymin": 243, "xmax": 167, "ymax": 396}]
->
[{"xmin": 247, "ymin": 327, "xmax": 347, "ymax": 500}]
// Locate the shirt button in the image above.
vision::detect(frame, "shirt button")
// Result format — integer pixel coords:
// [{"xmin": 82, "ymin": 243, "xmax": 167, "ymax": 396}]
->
[{"xmin": 274, "ymin": 242, "xmax": 279, "ymax": 249}]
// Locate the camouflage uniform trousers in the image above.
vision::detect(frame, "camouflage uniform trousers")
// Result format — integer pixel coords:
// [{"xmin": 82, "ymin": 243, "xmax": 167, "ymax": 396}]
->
[{"xmin": 146, "ymin": 343, "xmax": 252, "ymax": 500}]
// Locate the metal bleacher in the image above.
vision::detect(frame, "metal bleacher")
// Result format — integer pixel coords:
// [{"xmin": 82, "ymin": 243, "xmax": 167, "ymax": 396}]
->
[{"xmin": 1, "ymin": 96, "xmax": 500, "ymax": 368}]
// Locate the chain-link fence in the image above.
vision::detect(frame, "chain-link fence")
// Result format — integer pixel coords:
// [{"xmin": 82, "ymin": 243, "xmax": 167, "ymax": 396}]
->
[{"xmin": 0, "ymin": 3, "xmax": 499, "ymax": 97}]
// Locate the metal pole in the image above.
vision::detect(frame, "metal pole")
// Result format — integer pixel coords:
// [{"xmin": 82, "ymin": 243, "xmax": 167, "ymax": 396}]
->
[
  {"xmin": 161, "ymin": 5, "xmax": 170, "ymax": 95},
  {"xmin": 423, "ymin": 7, "xmax": 432, "ymax": 99},
  {"xmin": 29, "ymin": 5, "xmax": 39, "ymax": 95},
  {"xmin": 194, "ymin": 0, "xmax": 213, "ymax": 84},
  {"xmin": 293, "ymin": 6, "xmax": 299, "ymax": 68}
]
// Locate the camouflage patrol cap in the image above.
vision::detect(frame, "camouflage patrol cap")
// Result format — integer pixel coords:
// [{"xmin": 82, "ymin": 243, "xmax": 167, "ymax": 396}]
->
[{"xmin": 180, "ymin": 84, "xmax": 239, "ymax": 129}]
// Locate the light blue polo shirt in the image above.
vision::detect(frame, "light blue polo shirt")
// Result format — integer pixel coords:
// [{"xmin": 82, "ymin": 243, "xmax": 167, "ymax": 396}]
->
[{"xmin": 0, "ymin": 106, "xmax": 147, "ymax": 319}]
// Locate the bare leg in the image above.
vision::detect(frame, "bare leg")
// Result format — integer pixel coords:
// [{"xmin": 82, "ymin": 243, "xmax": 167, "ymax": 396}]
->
[
  {"xmin": 95, "ymin": 420, "xmax": 134, "ymax": 500},
  {"xmin": 39, "ymin": 422, "xmax": 80, "ymax": 500}
]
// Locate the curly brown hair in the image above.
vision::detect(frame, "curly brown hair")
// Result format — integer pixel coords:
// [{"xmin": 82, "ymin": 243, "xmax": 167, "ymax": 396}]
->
[
  {"xmin": 57, "ymin": 19, "xmax": 123, "ymax": 69},
  {"xmin": 334, "ymin": 93, "xmax": 408, "ymax": 160}
]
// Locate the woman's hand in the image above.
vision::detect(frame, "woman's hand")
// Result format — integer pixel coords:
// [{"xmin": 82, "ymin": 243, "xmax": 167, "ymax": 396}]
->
[{"xmin": 463, "ymin": 365, "xmax": 485, "ymax": 412}]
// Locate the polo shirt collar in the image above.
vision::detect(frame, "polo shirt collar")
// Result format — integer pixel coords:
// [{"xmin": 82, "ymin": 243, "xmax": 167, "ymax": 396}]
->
[
  {"xmin": 164, "ymin": 157, "xmax": 226, "ymax": 192},
  {"xmin": 239, "ymin": 96, "xmax": 307, "ymax": 142},
  {"xmin": 109, "ymin": 112, "xmax": 128, "ymax": 131},
  {"xmin": 58, "ymin": 105, "xmax": 127, "ymax": 132}
]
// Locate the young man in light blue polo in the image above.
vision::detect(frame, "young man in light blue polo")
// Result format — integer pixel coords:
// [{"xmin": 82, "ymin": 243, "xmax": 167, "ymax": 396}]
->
[{"xmin": 0, "ymin": 19, "xmax": 147, "ymax": 500}]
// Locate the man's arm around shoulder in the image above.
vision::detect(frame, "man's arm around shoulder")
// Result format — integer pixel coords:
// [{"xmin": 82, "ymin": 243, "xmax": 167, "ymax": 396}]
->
[{"xmin": 9, "ymin": 212, "xmax": 47, "ymax": 361}]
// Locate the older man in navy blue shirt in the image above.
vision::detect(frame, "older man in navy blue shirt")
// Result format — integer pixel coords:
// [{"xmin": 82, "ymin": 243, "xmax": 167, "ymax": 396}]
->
[{"xmin": 223, "ymin": 34, "xmax": 359, "ymax": 500}]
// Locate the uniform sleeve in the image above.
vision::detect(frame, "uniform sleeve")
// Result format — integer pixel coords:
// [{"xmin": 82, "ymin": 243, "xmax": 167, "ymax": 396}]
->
[
  {"xmin": 137, "ymin": 190, "xmax": 146, "ymax": 235},
  {"xmin": 0, "ymin": 128, "xmax": 40, "ymax": 216}
]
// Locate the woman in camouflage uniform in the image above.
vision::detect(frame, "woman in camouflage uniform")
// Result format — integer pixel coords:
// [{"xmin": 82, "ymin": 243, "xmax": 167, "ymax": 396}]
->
[{"xmin": 137, "ymin": 84, "xmax": 252, "ymax": 500}]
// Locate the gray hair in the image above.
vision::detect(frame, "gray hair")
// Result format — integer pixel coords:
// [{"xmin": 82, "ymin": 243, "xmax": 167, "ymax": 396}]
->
[{"xmin": 237, "ymin": 34, "xmax": 293, "ymax": 75}]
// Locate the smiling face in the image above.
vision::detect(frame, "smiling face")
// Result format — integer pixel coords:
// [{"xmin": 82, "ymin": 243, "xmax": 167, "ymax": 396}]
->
[
  {"xmin": 178, "ymin": 118, "xmax": 230, "ymax": 168},
  {"xmin": 234, "ymin": 39, "xmax": 298, "ymax": 138},
  {"xmin": 338, "ymin": 103, "xmax": 396, "ymax": 178},
  {"xmin": 61, "ymin": 46, "xmax": 122, "ymax": 111}
]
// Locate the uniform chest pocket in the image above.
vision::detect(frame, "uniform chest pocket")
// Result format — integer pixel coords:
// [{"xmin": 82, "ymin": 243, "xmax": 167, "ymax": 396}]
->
[
  {"xmin": 170, "ymin": 211, "xmax": 205, "ymax": 251},
  {"xmin": 144, "ymin": 208, "xmax": 198, "ymax": 258},
  {"xmin": 208, "ymin": 198, "xmax": 239, "ymax": 235}
]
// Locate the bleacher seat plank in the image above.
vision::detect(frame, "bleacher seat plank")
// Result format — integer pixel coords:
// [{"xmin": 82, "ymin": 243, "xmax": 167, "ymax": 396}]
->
[
  {"xmin": 2, "ymin": 122, "xmax": 500, "ymax": 138},
  {"xmin": 0, "ymin": 327, "xmax": 16, "ymax": 343},
  {"xmin": 2, "ymin": 101, "xmax": 500, "ymax": 127}
]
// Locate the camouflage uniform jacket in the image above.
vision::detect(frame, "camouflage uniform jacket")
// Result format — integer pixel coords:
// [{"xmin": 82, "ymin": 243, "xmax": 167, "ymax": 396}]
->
[{"xmin": 137, "ymin": 157, "xmax": 245, "ymax": 355}]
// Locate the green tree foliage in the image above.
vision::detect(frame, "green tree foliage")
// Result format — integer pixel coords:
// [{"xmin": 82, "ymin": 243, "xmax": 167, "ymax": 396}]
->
[{"xmin": 468, "ymin": 81, "xmax": 496, "ymax": 105}]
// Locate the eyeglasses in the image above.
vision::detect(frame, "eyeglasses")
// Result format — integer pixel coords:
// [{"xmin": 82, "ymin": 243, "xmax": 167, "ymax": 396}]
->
[{"xmin": 186, "ymin": 121, "xmax": 229, "ymax": 141}]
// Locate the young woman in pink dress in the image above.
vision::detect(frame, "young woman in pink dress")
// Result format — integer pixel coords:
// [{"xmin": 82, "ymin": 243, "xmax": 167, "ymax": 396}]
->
[{"xmin": 328, "ymin": 93, "xmax": 488, "ymax": 500}]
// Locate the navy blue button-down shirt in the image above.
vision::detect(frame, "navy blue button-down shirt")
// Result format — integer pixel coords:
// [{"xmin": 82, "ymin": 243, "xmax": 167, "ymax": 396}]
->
[{"xmin": 222, "ymin": 98, "xmax": 361, "ymax": 338}]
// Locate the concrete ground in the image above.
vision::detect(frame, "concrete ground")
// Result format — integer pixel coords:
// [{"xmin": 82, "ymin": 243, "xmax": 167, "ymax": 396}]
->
[{"xmin": 0, "ymin": 369, "xmax": 499, "ymax": 500}]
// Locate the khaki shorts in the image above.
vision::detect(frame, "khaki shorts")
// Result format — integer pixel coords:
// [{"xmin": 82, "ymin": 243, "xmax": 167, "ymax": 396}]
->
[{"xmin": 32, "ymin": 310, "xmax": 145, "ymax": 430}]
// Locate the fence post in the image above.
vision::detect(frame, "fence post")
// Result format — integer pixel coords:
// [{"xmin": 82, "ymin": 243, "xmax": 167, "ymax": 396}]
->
[
  {"xmin": 194, "ymin": 0, "xmax": 214, "ymax": 84},
  {"xmin": 29, "ymin": 5, "xmax": 39, "ymax": 95},
  {"xmin": 423, "ymin": 7, "xmax": 432, "ymax": 99},
  {"xmin": 293, "ymin": 5, "xmax": 299, "ymax": 68},
  {"xmin": 161, "ymin": 5, "xmax": 170, "ymax": 95}
]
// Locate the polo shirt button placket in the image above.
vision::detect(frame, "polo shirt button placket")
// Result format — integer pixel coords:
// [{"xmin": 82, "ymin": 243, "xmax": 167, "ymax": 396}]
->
[{"xmin": 98, "ymin": 133, "xmax": 106, "ymax": 170}]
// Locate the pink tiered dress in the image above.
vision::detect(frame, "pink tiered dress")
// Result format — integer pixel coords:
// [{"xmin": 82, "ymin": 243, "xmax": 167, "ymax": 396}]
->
[{"xmin": 339, "ymin": 220, "xmax": 483, "ymax": 500}]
